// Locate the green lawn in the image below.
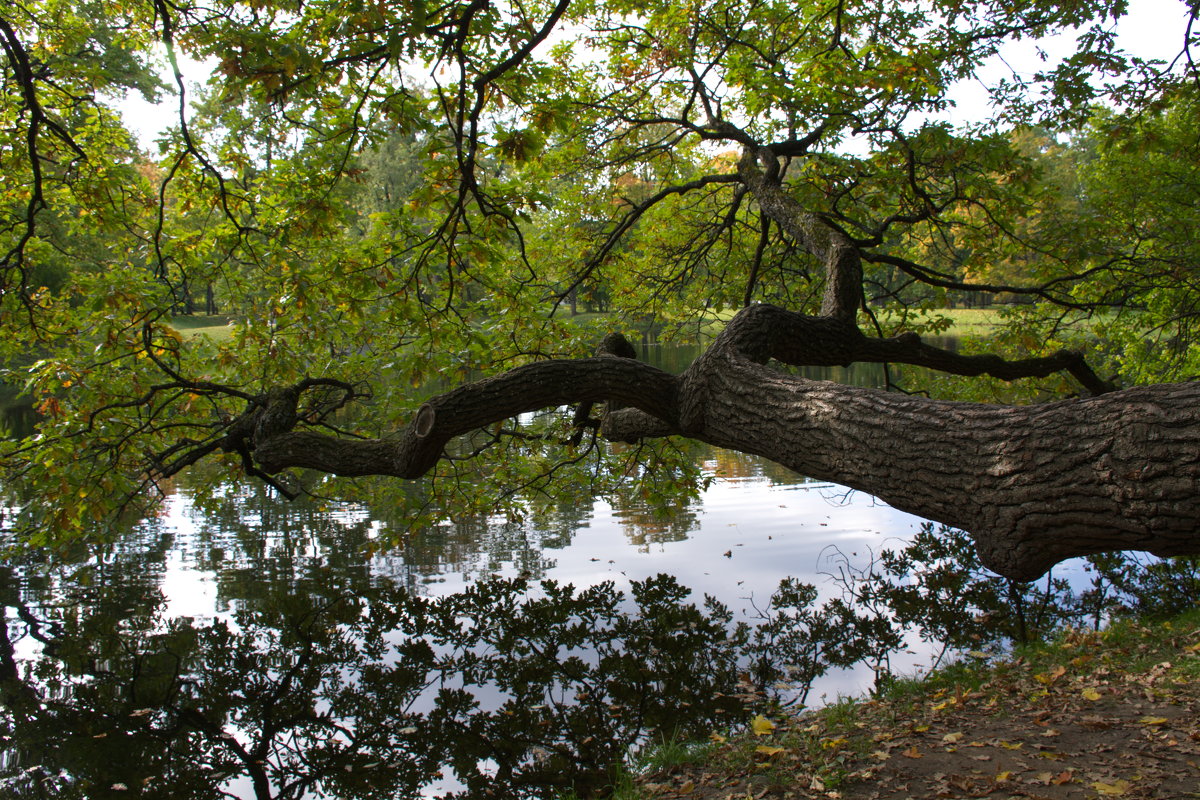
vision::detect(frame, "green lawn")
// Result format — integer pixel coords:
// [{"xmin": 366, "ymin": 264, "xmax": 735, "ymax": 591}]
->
[
  {"xmin": 871, "ymin": 307, "xmax": 1007, "ymax": 338},
  {"xmin": 170, "ymin": 315, "xmax": 237, "ymax": 343},
  {"xmin": 924, "ymin": 307, "xmax": 1006, "ymax": 337}
]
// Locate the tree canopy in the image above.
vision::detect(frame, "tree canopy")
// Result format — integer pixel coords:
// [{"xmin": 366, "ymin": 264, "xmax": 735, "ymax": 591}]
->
[{"xmin": 2, "ymin": 0, "xmax": 1199, "ymax": 577}]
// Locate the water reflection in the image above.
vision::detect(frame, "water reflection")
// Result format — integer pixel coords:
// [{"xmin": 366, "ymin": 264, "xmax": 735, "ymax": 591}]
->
[
  {"xmin": 1, "ymin": 346, "xmax": 947, "ymax": 798},
  {"xmin": 0, "ymin": 561, "xmax": 750, "ymax": 798},
  {"xmin": 2, "ymin": 444, "xmax": 929, "ymax": 798}
]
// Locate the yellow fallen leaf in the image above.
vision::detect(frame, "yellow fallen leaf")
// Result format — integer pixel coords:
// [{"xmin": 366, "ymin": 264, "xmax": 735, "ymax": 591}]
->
[
  {"xmin": 995, "ymin": 771, "xmax": 1013, "ymax": 782},
  {"xmin": 942, "ymin": 732, "xmax": 964, "ymax": 743},
  {"xmin": 750, "ymin": 714, "xmax": 776, "ymax": 736},
  {"xmin": 998, "ymin": 740, "xmax": 1024, "ymax": 750},
  {"xmin": 901, "ymin": 746, "xmax": 922, "ymax": 758},
  {"xmin": 678, "ymin": 779, "xmax": 695, "ymax": 793},
  {"xmin": 709, "ymin": 732, "xmax": 726, "ymax": 743},
  {"xmin": 1138, "ymin": 716, "xmax": 1169, "ymax": 725},
  {"xmin": 755, "ymin": 745, "xmax": 787, "ymax": 756},
  {"xmin": 1082, "ymin": 687, "xmax": 1102, "ymax": 701},
  {"xmin": 1035, "ymin": 664, "xmax": 1068, "ymax": 685},
  {"xmin": 1092, "ymin": 779, "xmax": 1133, "ymax": 796}
]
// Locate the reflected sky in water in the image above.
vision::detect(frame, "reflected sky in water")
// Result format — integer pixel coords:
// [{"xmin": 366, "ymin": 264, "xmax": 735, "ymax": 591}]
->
[{"xmin": 151, "ymin": 447, "xmax": 930, "ymax": 699}]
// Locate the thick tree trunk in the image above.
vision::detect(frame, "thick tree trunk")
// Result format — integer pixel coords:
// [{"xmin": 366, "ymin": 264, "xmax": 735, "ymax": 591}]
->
[{"xmin": 628, "ymin": 349, "xmax": 1200, "ymax": 581}]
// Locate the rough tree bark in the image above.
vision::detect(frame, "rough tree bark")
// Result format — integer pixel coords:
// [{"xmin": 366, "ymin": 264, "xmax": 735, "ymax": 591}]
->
[{"xmin": 234, "ymin": 144, "xmax": 1200, "ymax": 581}]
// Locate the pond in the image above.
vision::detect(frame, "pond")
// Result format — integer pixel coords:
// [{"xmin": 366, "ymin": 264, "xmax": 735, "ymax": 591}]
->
[{"xmin": 0, "ymin": 340, "xmax": 1030, "ymax": 799}]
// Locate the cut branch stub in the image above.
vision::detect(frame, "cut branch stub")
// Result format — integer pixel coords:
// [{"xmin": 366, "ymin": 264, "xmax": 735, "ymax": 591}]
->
[{"xmin": 414, "ymin": 404, "xmax": 436, "ymax": 438}]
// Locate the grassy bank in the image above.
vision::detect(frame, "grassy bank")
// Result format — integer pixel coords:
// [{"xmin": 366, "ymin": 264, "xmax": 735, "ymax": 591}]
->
[{"xmin": 620, "ymin": 611, "xmax": 1200, "ymax": 799}]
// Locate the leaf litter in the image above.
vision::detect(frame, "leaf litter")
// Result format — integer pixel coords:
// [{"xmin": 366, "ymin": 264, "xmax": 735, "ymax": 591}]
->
[{"xmin": 636, "ymin": 619, "xmax": 1200, "ymax": 799}]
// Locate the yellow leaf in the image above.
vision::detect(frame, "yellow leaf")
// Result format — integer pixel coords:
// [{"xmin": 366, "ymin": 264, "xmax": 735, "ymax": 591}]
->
[
  {"xmin": 999, "ymin": 741, "xmax": 1023, "ymax": 750},
  {"xmin": 942, "ymin": 732, "xmax": 964, "ymax": 743},
  {"xmin": 901, "ymin": 746, "xmax": 922, "ymax": 758},
  {"xmin": 750, "ymin": 714, "xmax": 776, "ymax": 736},
  {"xmin": 1035, "ymin": 664, "xmax": 1068, "ymax": 685},
  {"xmin": 1138, "ymin": 716, "xmax": 1169, "ymax": 725},
  {"xmin": 755, "ymin": 745, "xmax": 787, "ymax": 756},
  {"xmin": 1092, "ymin": 779, "xmax": 1133, "ymax": 796},
  {"xmin": 995, "ymin": 771, "xmax": 1013, "ymax": 782},
  {"xmin": 1082, "ymin": 688, "xmax": 1102, "ymax": 701},
  {"xmin": 709, "ymin": 732, "xmax": 726, "ymax": 743}
]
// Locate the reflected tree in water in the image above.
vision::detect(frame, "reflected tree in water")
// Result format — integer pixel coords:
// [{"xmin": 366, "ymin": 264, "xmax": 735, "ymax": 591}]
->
[{"xmin": 0, "ymin": 569, "xmax": 746, "ymax": 799}]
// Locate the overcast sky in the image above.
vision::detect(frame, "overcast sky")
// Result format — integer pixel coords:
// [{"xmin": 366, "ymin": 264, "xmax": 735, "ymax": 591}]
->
[{"xmin": 115, "ymin": 0, "xmax": 1193, "ymax": 151}]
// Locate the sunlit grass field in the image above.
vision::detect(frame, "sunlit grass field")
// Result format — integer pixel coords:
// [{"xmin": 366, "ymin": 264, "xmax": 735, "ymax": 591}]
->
[{"xmin": 170, "ymin": 315, "xmax": 237, "ymax": 343}]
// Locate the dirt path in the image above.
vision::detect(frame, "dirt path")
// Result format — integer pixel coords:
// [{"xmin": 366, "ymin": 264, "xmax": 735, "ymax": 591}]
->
[{"xmin": 636, "ymin": 623, "xmax": 1200, "ymax": 799}]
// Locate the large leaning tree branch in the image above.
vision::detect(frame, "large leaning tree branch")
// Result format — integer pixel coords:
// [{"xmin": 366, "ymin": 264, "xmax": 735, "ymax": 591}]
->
[{"xmin": 230, "ymin": 299, "xmax": 1197, "ymax": 582}]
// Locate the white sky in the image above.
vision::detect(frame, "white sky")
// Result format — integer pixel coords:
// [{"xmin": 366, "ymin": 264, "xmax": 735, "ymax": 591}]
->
[
  {"xmin": 941, "ymin": 0, "xmax": 1191, "ymax": 125},
  {"xmin": 115, "ymin": 0, "xmax": 1192, "ymax": 150}
]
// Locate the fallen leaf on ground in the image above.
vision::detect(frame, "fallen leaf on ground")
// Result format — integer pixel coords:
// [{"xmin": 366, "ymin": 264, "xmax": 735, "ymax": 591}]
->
[
  {"xmin": 750, "ymin": 715, "xmax": 776, "ymax": 736},
  {"xmin": 1036, "ymin": 665, "xmax": 1068, "ymax": 685},
  {"xmin": 1092, "ymin": 779, "xmax": 1133, "ymax": 796}
]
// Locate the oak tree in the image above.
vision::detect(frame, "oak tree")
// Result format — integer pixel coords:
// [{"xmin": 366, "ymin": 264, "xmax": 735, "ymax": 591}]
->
[{"xmin": 2, "ymin": 0, "xmax": 1199, "ymax": 579}]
